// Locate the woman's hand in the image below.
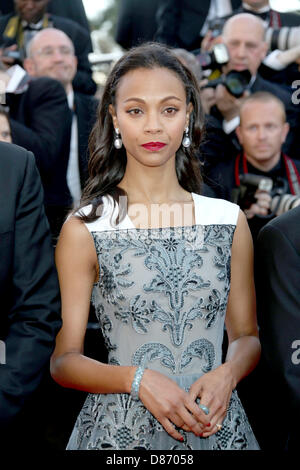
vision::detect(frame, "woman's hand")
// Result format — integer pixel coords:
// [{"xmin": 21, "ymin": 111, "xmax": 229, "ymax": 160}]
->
[
  {"xmin": 188, "ymin": 363, "xmax": 236, "ymax": 437},
  {"xmin": 138, "ymin": 369, "xmax": 211, "ymax": 441}
]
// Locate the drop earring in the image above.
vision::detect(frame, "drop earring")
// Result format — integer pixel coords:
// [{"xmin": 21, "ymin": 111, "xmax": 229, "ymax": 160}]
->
[
  {"xmin": 114, "ymin": 128, "xmax": 123, "ymax": 149},
  {"xmin": 182, "ymin": 126, "xmax": 191, "ymax": 148}
]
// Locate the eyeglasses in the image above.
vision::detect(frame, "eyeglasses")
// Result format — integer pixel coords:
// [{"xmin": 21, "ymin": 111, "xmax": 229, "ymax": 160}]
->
[{"xmin": 35, "ymin": 46, "xmax": 74, "ymax": 57}]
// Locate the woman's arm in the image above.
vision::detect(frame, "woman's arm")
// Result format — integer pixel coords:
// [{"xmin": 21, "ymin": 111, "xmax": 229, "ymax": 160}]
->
[
  {"xmin": 189, "ymin": 210, "xmax": 261, "ymax": 436},
  {"xmin": 223, "ymin": 209, "xmax": 261, "ymax": 385},
  {"xmin": 50, "ymin": 216, "xmax": 209, "ymax": 441},
  {"xmin": 50, "ymin": 216, "xmax": 136, "ymax": 394}
]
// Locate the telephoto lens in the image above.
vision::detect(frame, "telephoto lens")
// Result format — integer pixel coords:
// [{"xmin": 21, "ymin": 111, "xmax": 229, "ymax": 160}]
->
[
  {"xmin": 271, "ymin": 194, "xmax": 300, "ymax": 216},
  {"xmin": 265, "ymin": 26, "xmax": 300, "ymax": 51}
]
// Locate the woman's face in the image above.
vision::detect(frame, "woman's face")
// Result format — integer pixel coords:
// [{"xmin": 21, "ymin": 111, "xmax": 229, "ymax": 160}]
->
[
  {"xmin": 110, "ymin": 67, "xmax": 191, "ymax": 169},
  {"xmin": 0, "ymin": 115, "xmax": 12, "ymax": 143}
]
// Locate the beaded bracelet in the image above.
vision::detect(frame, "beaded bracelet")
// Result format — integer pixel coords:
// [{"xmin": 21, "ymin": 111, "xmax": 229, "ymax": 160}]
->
[{"xmin": 130, "ymin": 365, "xmax": 146, "ymax": 401}]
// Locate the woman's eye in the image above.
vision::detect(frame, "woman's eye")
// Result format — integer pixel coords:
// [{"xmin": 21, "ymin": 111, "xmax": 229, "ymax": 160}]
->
[
  {"xmin": 164, "ymin": 107, "xmax": 178, "ymax": 115},
  {"xmin": 127, "ymin": 108, "xmax": 142, "ymax": 115}
]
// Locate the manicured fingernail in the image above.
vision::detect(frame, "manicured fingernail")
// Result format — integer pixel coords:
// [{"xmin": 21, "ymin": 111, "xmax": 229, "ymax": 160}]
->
[
  {"xmin": 180, "ymin": 437, "xmax": 184, "ymax": 442},
  {"xmin": 207, "ymin": 423, "xmax": 211, "ymax": 427}
]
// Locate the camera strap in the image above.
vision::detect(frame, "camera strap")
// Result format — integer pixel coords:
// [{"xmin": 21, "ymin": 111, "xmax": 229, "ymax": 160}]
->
[
  {"xmin": 283, "ymin": 154, "xmax": 300, "ymax": 195},
  {"xmin": 269, "ymin": 11, "xmax": 281, "ymax": 28},
  {"xmin": 235, "ymin": 153, "xmax": 300, "ymax": 195}
]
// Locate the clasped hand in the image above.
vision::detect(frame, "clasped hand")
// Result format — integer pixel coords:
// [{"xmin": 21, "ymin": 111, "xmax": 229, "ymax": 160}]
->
[{"xmin": 138, "ymin": 363, "xmax": 235, "ymax": 441}]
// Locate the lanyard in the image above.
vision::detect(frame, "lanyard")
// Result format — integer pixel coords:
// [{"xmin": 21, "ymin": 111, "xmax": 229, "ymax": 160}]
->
[{"xmin": 269, "ymin": 10, "xmax": 282, "ymax": 28}]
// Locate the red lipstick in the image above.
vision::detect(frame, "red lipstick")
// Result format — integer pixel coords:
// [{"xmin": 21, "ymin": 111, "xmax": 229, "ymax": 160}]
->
[{"xmin": 141, "ymin": 142, "xmax": 166, "ymax": 151}]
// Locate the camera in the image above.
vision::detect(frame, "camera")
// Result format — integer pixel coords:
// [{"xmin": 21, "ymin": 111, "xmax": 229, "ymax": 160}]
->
[
  {"xmin": 195, "ymin": 43, "xmax": 229, "ymax": 70},
  {"xmin": 208, "ymin": 17, "xmax": 227, "ymax": 39},
  {"xmin": 231, "ymin": 173, "xmax": 300, "ymax": 217},
  {"xmin": 2, "ymin": 49, "xmax": 23, "ymax": 65},
  {"xmin": 265, "ymin": 26, "xmax": 300, "ymax": 51},
  {"xmin": 271, "ymin": 194, "xmax": 300, "ymax": 215},
  {"xmin": 201, "ymin": 68, "xmax": 252, "ymax": 98}
]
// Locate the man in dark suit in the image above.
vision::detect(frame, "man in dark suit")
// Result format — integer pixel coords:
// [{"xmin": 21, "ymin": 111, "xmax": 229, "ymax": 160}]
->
[
  {"xmin": 203, "ymin": 13, "xmax": 300, "ymax": 160},
  {"xmin": 0, "ymin": 67, "xmax": 73, "ymax": 242},
  {"xmin": 115, "ymin": 0, "xmax": 161, "ymax": 50},
  {"xmin": 23, "ymin": 28, "xmax": 106, "ymax": 448},
  {"xmin": 0, "ymin": 0, "xmax": 96, "ymax": 95},
  {"xmin": 47, "ymin": 0, "xmax": 91, "ymax": 36},
  {"xmin": 0, "ymin": 0, "xmax": 91, "ymax": 34},
  {"xmin": 155, "ymin": 0, "xmax": 241, "ymax": 51},
  {"xmin": 255, "ymin": 206, "xmax": 300, "ymax": 450},
  {"xmin": 24, "ymin": 27, "xmax": 98, "ymax": 205},
  {"xmin": 0, "ymin": 142, "xmax": 61, "ymax": 447}
]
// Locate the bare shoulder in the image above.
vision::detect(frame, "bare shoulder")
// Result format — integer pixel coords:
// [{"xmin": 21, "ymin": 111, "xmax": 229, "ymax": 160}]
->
[
  {"xmin": 232, "ymin": 210, "xmax": 253, "ymax": 251},
  {"xmin": 56, "ymin": 215, "xmax": 98, "ymax": 272}
]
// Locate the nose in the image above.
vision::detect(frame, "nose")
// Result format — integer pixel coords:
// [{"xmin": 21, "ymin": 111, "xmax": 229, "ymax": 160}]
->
[
  {"xmin": 257, "ymin": 126, "xmax": 267, "ymax": 140},
  {"xmin": 236, "ymin": 43, "xmax": 247, "ymax": 58},
  {"xmin": 144, "ymin": 110, "xmax": 163, "ymax": 134},
  {"xmin": 52, "ymin": 49, "xmax": 64, "ymax": 61}
]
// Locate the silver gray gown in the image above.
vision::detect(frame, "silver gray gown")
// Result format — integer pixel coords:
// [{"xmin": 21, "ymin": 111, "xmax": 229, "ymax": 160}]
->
[{"xmin": 66, "ymin": 193, "xmax": 259, "ymax": 450}]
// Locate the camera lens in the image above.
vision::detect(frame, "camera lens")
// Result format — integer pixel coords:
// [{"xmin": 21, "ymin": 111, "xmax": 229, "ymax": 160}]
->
[
  {"xmin": 224, "ymin": 70, "xmax": 251, "ymax": 98},
  {"xmin": 226, "ymin": 76, "xmax": 244, "ymax": 97}
]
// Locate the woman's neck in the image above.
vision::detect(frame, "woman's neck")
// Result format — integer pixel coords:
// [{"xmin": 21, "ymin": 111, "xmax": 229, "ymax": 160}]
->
[{"xmin": 118, "ymin": 159, "xmax": 191, "ymax": 205}]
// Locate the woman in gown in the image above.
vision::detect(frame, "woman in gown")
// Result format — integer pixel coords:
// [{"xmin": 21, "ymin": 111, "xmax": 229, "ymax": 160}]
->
[{"xmin": 50, "ymin": 42, "xmax": 261, "ymax": 450}]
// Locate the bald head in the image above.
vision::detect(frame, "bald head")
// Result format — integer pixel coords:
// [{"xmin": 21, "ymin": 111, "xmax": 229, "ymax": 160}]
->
[
  {"xmin": 24, "ymin": 28, "xmax": 77, "ymax": 93},
  {"xmin": 27, "ymin": 28, "xmax": 75, "ymax": 58},
  {"xmin": 236, "ymin": 92, "xmax": 289, "ymax": 171},
  {"xmin": 223, "ymin": 13, "xmax": 266, "ymax": 41},
  {"xmin": 222, "ymin": 13, "xmax": 268, "ymax": 75}
]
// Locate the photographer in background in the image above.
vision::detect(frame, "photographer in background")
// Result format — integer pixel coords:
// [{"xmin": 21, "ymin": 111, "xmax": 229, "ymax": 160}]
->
[
  {"xmin": 202, "ymin": 0, "xmax": 300, "ymax": 52},
  {"xmin": 0, "ymin": 0, "xmax": 96, "ymax": 95},
  {"xmin": 208, "ymin": 91, "xmax": 300, "ymax": 242},
  {"xmin": 201, "ymin": 13, "xmax": 300, "ymax": 162}
]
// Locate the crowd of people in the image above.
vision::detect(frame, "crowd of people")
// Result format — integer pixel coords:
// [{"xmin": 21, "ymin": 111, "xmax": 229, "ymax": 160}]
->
[{"xmin": 0, "ymin": 0, "xmax": 299, "ymax": 453}]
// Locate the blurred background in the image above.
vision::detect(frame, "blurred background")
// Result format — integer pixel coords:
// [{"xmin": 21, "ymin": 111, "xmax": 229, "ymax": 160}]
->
[{"xmin": 84, "ymin": 0, "xmax": 300, "ymax": 87}]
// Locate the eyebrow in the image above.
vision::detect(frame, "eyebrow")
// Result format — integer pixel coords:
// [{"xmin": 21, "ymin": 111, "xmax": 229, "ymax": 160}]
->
[{"xmin": 123, "ymin": 96, "xmax": 183, "ymax": 104}]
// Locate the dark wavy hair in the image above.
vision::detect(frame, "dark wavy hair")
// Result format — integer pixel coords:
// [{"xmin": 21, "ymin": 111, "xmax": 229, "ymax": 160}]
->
[{"xmin": 77, "ymin": 42, "xmax": 205, "ymax": 223}]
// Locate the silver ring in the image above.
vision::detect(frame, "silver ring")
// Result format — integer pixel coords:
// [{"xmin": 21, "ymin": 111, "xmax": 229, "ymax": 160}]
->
[
  {"xmin": 199, "ymin": 404, "xmax": 210, "ymax": 415},
  {"xmin": 215, "ymin": 423, "xmax": 222, "ymax": 431}
]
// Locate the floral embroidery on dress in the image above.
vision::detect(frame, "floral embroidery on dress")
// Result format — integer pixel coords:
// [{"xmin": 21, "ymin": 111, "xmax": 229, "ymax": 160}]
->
[
  {"xmin": 180, "ymin": 338, "xmax": 215, "ymax": 373},
  {"xmin": 114, "ymin": 295, "xmax": 152, "ymax": 334},
  {"xmin": 66, "ymin": 222, "xmax": 259, "ymax": 450},
  {"xmin": 99, "ymin": 263, "xmax": 134, "ymax": 305},
  {"xmin": 212, "ymin": 391, "xmax": 253, "ymax": 450},
  {"xmin": 132, "ymin": 342, "xmax": 176, "ymax": 373},
  {"xmin": 73, "ymin": 393, "xmax": 156, "ymax": 450},
  {"xmin": 201, "ymin": 289, "xmax": 227, "ymax": 328}
]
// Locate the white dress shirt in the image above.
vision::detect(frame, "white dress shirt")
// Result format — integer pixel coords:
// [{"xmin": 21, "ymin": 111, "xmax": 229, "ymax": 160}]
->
[
  {"xmin": 200, "ymin": 0, "xmax": 233, "ymax": 36},
  {"xmin": 67, "ymin": 90, "xmax": 82, "ymax": 205}
]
